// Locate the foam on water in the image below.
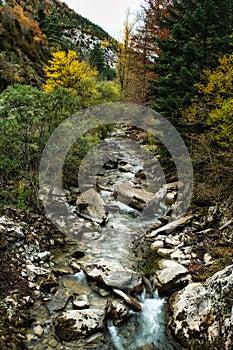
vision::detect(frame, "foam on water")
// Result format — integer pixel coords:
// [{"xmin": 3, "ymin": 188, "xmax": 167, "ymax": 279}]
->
[{"xmin": 108, "ymin": 290, "xmax": 173, "ymax": 350}]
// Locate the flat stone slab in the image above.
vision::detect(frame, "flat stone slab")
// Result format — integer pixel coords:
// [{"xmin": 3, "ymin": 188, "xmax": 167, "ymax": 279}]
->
[
  {"xmin": 147, "ymin": 215, "xmax": 194, "ymax": 237},
  {"xmin": 47, "ymin": 287, "xmax": 71, "ymax": 313},
  {"xmin": 114, "ymin": 182, "xmax": 156, "ymax": 211},
  {"xmin": 80, "ymin": 260, "xmax": 142, "ymax": 292}
]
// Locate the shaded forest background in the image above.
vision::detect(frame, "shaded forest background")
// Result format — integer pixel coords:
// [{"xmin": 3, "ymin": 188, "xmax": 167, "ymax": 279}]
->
[{"xmin": 0, "ymin": 0, "xmax": 232, "ymax": 212}]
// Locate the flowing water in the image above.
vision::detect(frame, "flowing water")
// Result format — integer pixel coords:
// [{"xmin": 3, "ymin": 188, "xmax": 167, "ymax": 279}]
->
[
  {"xmin": 25, "ymin": 133, "xmax": 179, "ymax": 350},
  {"xmin": 107, "ymin": 290, "xmax": 173, "ymax": 350}
]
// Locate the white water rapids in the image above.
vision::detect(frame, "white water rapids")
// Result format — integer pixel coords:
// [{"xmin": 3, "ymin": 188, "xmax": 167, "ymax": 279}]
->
[{"xmin": 108, "ymin": 290, "xmax": 173, "ymax": 350}]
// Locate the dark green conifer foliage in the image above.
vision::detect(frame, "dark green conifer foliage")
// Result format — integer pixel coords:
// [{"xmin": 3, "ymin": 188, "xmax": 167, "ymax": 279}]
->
[
  {"xmin": 151, "ymin": 0, "xmax": 233, "ymax": 125},
  {"xmin": 89, "ymin": 43, "xmax": 106, "ymax": 74}
]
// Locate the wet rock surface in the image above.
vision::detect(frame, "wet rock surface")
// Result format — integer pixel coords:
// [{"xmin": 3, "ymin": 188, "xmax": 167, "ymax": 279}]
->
[
  {"xmin": 114, "ymin": 181, "xmax": 156, "ymax": 211},
  {"xmin": 76, "ymin": 188, "xmax": 107, "ymax": 224},
  {"xmin": 0, "ymin": 129, "xmax": 232, "ymax": 350},
  {"xmin": 81, "ymin": 260, "xmax": 143, "ymax": 292}
]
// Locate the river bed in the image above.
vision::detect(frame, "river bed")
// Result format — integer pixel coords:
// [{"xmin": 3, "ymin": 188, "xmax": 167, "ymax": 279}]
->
[{"xmin": 25, "ymin": 133, "xmax": 180, "ymax": 350}]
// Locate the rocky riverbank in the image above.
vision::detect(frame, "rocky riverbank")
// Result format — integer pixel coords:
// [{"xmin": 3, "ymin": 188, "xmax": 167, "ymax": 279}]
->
[{"xmin": 0, "ymin": 133, "xmax": 232, "ymax": 350}]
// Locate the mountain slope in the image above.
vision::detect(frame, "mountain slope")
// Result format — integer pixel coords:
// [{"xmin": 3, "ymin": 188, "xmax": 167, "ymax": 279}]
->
[{"xmin": 0, "ymin": 0, "xmax": 117, "ymax": 92}]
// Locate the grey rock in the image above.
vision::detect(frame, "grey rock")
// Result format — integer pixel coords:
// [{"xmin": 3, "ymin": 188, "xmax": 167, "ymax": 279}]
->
[
  {"xmin": 61, "ymin": 277, "xmax": 92, "ymax": 296},
  {"xmin": 38, "ymin": 251, "xmax": 51, "ymax": 261},
  {"xmin": 165, "ymin": 237, "xmax": 181, "ymax": 247},
  {"xmin": 54, "ymin": 309, "xmax": 105, "ymax": 341},
  {"xmin": 168, "ymin": 264, "xmax": 233, "ymax": 350},
  {"xmin": 26, "ymin": 264, "xmax": 48, "ymax": 280},
  {"xmin": 150, "ymin": 240, "xmax": 164, "ymax": 250},
  {"xmin": 113, "ymin": 288, "xmax": 142, "ymax": 312},
  {"xmin": 147, "ymin": 215, "xmax": 194, "ymax": 238},
  {"xmin": 81, "ymin": 260, "xmax": 142, "ymax": 292},
  {"xmin": 114, "ymin": 182, "xmax": 156, "ymax": 211},
  {"xmin": 76, "ymin": 188, "xmax": 107, "ymax": 224},
  {"xmin": 47, "ymin": 287, "xmax": 71, "ymax": 313},
  {"xmin": 109, "ymin": 298, "xmax": 129, "ymax": 325},
  {"xmin": 33, "ymin": 324, "xmax": 44, "ymax": 337},
  {"xmin": 170, "ymin": 250, "xmax": 186, "ymax": 261},
  {"xmin": 153, "ymin": 259, "xmax": 191, "ymax": 295},
  {"xmin": 52, "ymin": 265, "xmax": 74, "ymax": 276},
  {"xmin": 165, "ymin": 191, "xmax": 177, "ymax": 205},
  {"xmin": 73, "ymin": 295, "xmax": 89, "ymax": 309},
  {"xmin": 157, "ymin": 248, "xmax": 174, "ymax": 258},
  {"xmin": 89, "ymin": 281, "xmax": 110, "ymax": 297}
]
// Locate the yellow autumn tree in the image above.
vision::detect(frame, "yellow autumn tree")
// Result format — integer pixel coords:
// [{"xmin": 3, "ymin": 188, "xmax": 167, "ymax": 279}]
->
[
  {"xmin": 196, "ymin": 54, "xmax": 233, "ymax": 147},
  {"xmin": 43, "ymin": 50, "xmax": 98, "ymax": 93}
]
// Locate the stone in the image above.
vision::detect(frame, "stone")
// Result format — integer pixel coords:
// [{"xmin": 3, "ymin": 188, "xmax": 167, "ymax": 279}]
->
[
  {"xmin": 153, "ymin": 259, "xmax": 191, "ymax": 295},
  {"xmin": 7, "ymin": 226, "xmax": 25, "ymax": 238},
  {"xmin": 40, "ymin": 273, "xmax": 59, "ymax": 292},
  {"xmin": 108, "ymin": 298, "xmax": 129, "ymax": 325},
  {"xmin": 204, "ymin": 253, "xmax": 212, "ymax": 264},
  {"xmin": 48, "ymin": 338, "xmax": 58, "ymax": 348},
  {"xmin": 150, "ymin": 240, "xmax": 164, "ymax": 250},
  {"xmin": 37, "ymin": 251, "xmax": 51, "ymax": 261},
  {"xmin": 157, "ymin": 248, "xmax": 174, "ymax": 258},
  {"xmin": 165, "ymin": 237, "xmax": 181, "ymax": 247},
  {"xmin": 114, "ymin": 182, "xmax": 156, "ymax": 211},
  {"xmin": 73, "ymin": 295, "xmax": 89, "ymax": 309},
  {"xmin": 70, "ymin": 261, "xmax": 81, "ymax": 271},
  {"xmin": 33, "ymin": 324, "xmax": 44, "ymax": 337},
  {"xmin": 47, "ymin": 287, "xmax": 71, "ymax": 313},
  {"xmin": 89, "ymin": 281, "xmax": 110, "ymax": 297},
  {"xmin": 113, "ymin": 289, "xmax": 142, "ymax": 312},
  {"xmin": 81, "ymin": 260, "xmax": 142, "ymax": 292},
  {"xmin": 52, "ymin": 265, "xmax": 74, "ymax": 276},
  {"xmin": 147, "ymin": 215, "xmax": 194, "ymax": 237},
  {"xmin": 165, "ymin": 191, "xmax": 177, "ymax": 205},
  {"xmin": 170, "ymin": 250, "xmax": 186, "ymax": 261},
  {"xmin": 53, "ymin": 309, "xmax": 105, "ymax": 341},
  {"xmin": 76, "ymin": 188, "xmax": 107, "ymax": 224},
  {"xmin": 61, "ymin": 277, "xmax": 92, "ymax": 296},
  {"xmin": 168, "ymin": 265, "xmax": 233, "ymax": 350},
  {"xmin": 26, "ymin": 264, "xmax": 48, "ymax": 279}
]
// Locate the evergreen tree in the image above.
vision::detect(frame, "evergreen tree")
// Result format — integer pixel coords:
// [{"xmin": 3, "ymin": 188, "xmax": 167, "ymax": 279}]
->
[
  {"xmin": 89, "ymin": 43, "xmax": 105, "ymax": 74},
  {"xmin": 150, "ymin": 0, "xmax": 233, "ymax": 125}
]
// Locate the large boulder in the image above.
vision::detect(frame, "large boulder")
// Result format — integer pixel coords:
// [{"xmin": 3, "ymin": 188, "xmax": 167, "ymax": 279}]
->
[
  {"xmin": 76, "ymin": 189, "xmax": 107, "ymax": 224},
  {"xmin": 80, "ymin": 260, "xmax": 142, "ymax": 292},
  {"xmin": 168, "ymin": 265, "xmax": 233, "ymax": 349},
  {"xmin": 114, "ymin": 182, "xmax": 156, "ymax": 211},
  {"xmin": 152, "ymin": 260, "xmax": 191, "ymax": 296},
  {"xmin": 53, "ymin": 309, "xmax": 105, "ymax": 341}
]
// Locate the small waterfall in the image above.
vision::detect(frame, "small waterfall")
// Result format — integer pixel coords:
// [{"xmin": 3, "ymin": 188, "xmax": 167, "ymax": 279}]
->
[
  {"xmin": 133, "ymin": 291, "xmax": 167, "ymax": 349},
  {"xmin": 108, "ymin": 290, "xmax": 172, "ymax": 350},
  {"xmin": 107, "ymin": 320, "xmax": 126, "ymax": 350}
]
